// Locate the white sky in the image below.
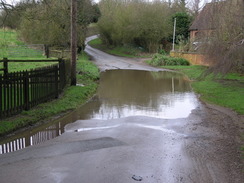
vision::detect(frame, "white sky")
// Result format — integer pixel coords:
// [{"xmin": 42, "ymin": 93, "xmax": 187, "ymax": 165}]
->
[
  {"xmin": 4, "ymin": 0, "xmax": 20, "ymax": 5},
  {"xmin": 5, "ymin": 0, "xmax": 211, "ymax": 6},
  {"xmin": 5, "ymin": 0, "xmax": 100, "ymax": 4}
]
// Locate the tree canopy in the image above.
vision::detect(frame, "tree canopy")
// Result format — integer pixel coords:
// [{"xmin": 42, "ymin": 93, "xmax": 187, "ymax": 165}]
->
[
  {"xmin": 98, "ymin": 0, "xmax": 173, "ymax": 53},
  {"xmin": 0, "ymin": 0, "xmax": 100, "ymax": 47},
  {"xmin": 97, "ymin": 0, "xmax": 194, "ymax": 53},
  {"xmin": 172, "ymin": 12, "xmax": 192, "ymax": 40}
]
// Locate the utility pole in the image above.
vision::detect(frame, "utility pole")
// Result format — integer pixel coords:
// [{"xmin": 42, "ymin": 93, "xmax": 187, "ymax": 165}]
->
[
  {"xmin": 70, "ymin": 0, "xmax": 77, "ymax": 86},
  {"xmin": 172, "ymin": 18, "xmax": 176, "ymax": 51}
]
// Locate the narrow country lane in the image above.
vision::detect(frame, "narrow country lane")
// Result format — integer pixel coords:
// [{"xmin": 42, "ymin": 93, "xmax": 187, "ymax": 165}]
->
[
  {"xmin": 85, "ymin": 35, "xmax": 165, "ymax": 72},
  {"xmin": 0, "ymin": 36, "xmax": 242, "ymax": 183}
]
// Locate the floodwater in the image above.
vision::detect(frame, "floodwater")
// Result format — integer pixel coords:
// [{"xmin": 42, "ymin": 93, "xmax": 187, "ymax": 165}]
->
[{"xmin": 0, "ymin": 70, "xmax": 199, "ymax": 154}]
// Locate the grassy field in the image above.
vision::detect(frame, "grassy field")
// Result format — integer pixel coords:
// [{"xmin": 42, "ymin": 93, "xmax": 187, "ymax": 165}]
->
[
  {"xmin": 0, "ymin": 29, "xmax": 58, "ymax": 74},
  {"xmin": 0, "ymin": 52, "xmax": 99, "ymax": 136},
  {"xmin": 0, "ymin": 29, "xmax": 23, "ymax": 46},
  {"xmin": 1, "ymin": 59, "xmax": 58, "ymax": 73},
  {"xmin": 0, "ymin": 29, "xmax": 46, "ymax": 58}
]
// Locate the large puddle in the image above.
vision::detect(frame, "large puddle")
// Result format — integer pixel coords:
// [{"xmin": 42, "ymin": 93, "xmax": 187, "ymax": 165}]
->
[{"xmin": 0, "ymin": 70, "xmax": 198, "ymax": 154}]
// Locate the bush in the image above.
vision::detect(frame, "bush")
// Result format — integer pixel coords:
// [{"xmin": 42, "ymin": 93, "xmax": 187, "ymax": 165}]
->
[
  {"xmin": 98, "ymin": 0, "xmax": 172, "ymax": 53},
  {"xmin": 158, "ymin": 49, "xmax": 167, "ymax": 55},
  {"xmin": 149, "ymin": 53, "xmax": 190, "ymax": 66}
]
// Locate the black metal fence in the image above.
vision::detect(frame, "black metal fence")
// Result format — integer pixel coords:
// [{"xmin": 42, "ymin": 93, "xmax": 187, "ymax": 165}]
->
[{"xmin": 0, "ymin": 59, "xmax": 69, "ymax": 118}]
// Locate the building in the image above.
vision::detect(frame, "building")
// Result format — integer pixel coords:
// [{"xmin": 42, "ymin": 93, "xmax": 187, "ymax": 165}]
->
[{"xmin": 189, "ymin": 2, "xmax": 225, "ymax": 42}]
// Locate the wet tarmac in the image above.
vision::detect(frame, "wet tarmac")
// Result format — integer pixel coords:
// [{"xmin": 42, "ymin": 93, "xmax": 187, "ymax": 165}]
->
[
  {"xmin": 0, "ymin": 69, "xmax": 198, "ymax": 154},
  {"xmin": 0, "ymin": 36, "xmax": 242, "ymax": 183}
]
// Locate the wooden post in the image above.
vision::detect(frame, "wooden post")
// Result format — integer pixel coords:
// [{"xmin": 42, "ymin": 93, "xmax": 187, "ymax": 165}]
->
[
  {"xmin": 58, "ymin": 58, "xmax": 66, "ymax": 90},
  {"xmin": 3, "ymin": 57, "xmax": 8, "ymax": 76},
  {"xmin": 24, "ymin": 71, "xmax": 30, "ymax": 110},
  {"xmin": 44, "ymin": 45, "xmax": 50, "ymax": 58},
  {"xmin": 54, "ymin": 65, "xmax": 59, "ymax": 99},
  {"xmin": 70, "ymin": 0, "xmax": 77, "ymax": 86},
  {"xmin": 0, "ymin": 75, "xmax": 2, "ymax": 118}
]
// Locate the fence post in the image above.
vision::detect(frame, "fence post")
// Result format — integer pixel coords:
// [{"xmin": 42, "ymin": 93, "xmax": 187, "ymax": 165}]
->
[
  {"xmin": 58, "ymin": 58, "xmax": 65, "ymax": 90},
  {"xmin": 24, "ymin": 71, "xmax": 30, "ymax": 110},
  {"xmin": 55, "ymin": 65, "xmax": 59, "ymax": 99},
  {"xmin": 3, "ymin": 58, "xmax": 8, "ymax": 76},
  {"xmin": 44, "ymin": 45, "xmax": 50, "ymax": 58},
  {"xmin": 0, "ymin": 75, "xmax": 2, "ymax": 118}
]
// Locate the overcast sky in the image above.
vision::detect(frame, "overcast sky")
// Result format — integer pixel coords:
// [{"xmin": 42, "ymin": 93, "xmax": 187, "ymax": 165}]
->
[
  {"xmin": 5, "ymin": 0, "xmax": 210, "ymax": 6},
  {"xmin": 5, "ymin": 0, "xmax": 99, "ymax": 3},
  {"xmin": 5, "ymin": 0, "xmax": 20, "ymax": 5}
]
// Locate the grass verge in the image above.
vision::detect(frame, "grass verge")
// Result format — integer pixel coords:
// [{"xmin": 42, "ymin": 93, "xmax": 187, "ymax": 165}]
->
[
  {"xmin": 0, "ymin": 52, "xmax": 99, "ymax": 136},
  {"xmin": 161, "ymin": 65, "xmax": 244, "ymax": 115},
  {"xmin": 160, "ymin": 65, "xmax": 244, "ymax": 157}
]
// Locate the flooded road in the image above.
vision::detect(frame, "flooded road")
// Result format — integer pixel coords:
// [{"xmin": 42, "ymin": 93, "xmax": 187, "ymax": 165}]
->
[
  {"xmin": 0, "ymin": 69, "xmax": 198, "ymax": 154},
  {"xmin": 78, "ymin": 70, "xmax": 197, "ymax": 119},
  {"xmin": 0, "ymin": 36, "xmax": 242, "ymax": 183}
]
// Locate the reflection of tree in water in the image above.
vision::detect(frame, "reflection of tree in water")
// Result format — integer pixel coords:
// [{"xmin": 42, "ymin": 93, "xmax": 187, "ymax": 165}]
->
[
  {"xmin": 78, "ymin": 70, "xmax": 196, "ymax": 120},
  {"xmin": 99, "ymin": 70, "xmax": 191, "ymax": 104}
]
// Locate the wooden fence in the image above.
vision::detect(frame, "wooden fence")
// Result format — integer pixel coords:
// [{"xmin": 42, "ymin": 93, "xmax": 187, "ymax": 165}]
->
[
  {"xmin": 0, "ymin": 59, "xmax": 68, "ymax": 118},
  {"xmin": 170, "ymin": 51, "xmax": 210, "ymax": 66}
]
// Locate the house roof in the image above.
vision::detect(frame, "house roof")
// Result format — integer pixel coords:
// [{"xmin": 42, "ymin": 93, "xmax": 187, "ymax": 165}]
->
[{"xmin": 189, "ymin": 2, "xmax": 225, "ymax": 31}]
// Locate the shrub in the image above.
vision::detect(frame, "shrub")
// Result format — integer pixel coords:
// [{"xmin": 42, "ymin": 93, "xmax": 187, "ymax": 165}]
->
[
  {"xmin": 158, "ymin": 49, "xmax": 167, "ymax": 55},
  {"xmin": 149, "ymin": 53, "xmax": 190, "ymax": 66},
  {"xmin": 98, "ymin": 0, "xmax": 172, "ymax": 53}
]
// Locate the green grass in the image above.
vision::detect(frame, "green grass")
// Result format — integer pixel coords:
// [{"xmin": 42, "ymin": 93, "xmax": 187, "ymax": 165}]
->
[
  {"xmin": 0, "ymin": 29, "xmax": 49, "ymax": 60},
  {"xmin": 0, "ymin": 52, "xmax": 99, "ymax": 136},
  {"xmin": 88, "ymin": 38, "xmax": 152, "ymax": 58},
  {"xmin": 5, "ymin": 61, "xmax": 55, "ymax": 73},
  {"xmin": 0, "ymin": 29, "xmax": 23, "ymax": 46},
  {"xmin": 76, "ymin": 53, "xmax": 100, "ymax": 84},
  {"xmin": 162, "ymin": 65, "xmax": 244, "ymax": 115},
  {"xmin": 0, "ymin": 59, "xmax": 60, "ymax": 75},
  {"xmin": 0, "ymin": 29, "xmax": 58, "ymax": 74}
]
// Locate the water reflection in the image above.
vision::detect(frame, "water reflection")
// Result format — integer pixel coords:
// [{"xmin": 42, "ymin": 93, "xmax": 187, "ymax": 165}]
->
[
  {"xmin": 74, "ymin": 70, "xmax": 197, "ymax": 119},
  {"xmin": 0, "ymin": 123, "xmax": 63, "ymax": 154},
  {"xmin": 0, "ymin": 70, "xmax": 198, "ymax": 154}
]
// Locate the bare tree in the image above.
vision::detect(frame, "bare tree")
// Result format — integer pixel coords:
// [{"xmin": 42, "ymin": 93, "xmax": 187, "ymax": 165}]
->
[
  {"xmin": 0, "ymin": 0, "xmax": 13, "ymax": 26},
  {"xmin": 202, "ymin": 0, "xmax": 244, "ymax": 74},
  {"xmin": 190, "ymin": 0, "xmax": 202, "ymax": 16}
]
